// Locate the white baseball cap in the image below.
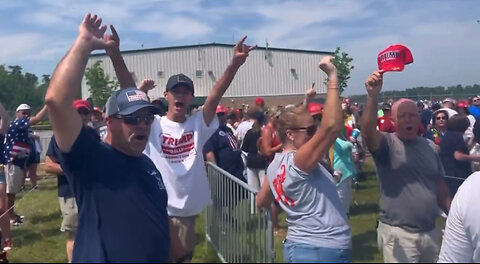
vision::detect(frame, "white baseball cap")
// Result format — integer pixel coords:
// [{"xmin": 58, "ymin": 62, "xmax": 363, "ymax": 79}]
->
[{"xmin": 16, "ymin": 104, "xmax": 31, "ymax": 112}]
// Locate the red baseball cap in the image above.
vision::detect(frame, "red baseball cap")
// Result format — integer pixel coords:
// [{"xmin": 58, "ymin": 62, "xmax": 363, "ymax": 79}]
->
[
  {"xmin": 255, "ymin": 97, "xmax": 264, "ymax": 106},
  {"xmin": 377, "ymin": 44, "xmax": 413, "ymax": 72},
  {"xmin": 216, "ymin": 104, "xmax": 228, "ymax": 114},
  {"xmin": 308, "ymin": 102, "xmax": 323, "ymax": 116},
  {"xmin": 72, "ymin": 99, "xmax": 91, "ymax": 111}
]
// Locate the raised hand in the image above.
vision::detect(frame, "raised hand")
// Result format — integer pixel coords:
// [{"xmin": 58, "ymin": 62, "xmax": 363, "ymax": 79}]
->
[
  {"xmin": 231, "ymin": 36, "xmax": 257, "ymax": 68},
  {"xmin": 318, "ymin": 56, "xmax": 337, "ymax": 76},
  {"xmin": 78, "ymin": 13, "xmax": 115, "ymax": 51},
  {"xmin": 104, "ymin": 25, "xmax": 120, "ymax": 56},
  {"xmin": 305, "ymin": 83, "xmax": 316, "ymax": 100},
  {"xmin": 365, "ymin": 70, "xmax": 384, "ymax": 97},
  {"xmin": 138, "ymin": 79, "xmax": 157, "ymax": 93}
]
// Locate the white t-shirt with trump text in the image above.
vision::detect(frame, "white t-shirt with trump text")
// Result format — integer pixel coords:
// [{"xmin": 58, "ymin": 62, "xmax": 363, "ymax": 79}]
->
[{"xmin": 144, "ymin": 109, "xmax": 219, "ymax": 217}]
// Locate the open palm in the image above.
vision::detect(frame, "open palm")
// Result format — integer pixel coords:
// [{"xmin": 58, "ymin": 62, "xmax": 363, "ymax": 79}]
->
[{"xmin": 78, "ymin": 13, "xmax": 115, "ymax": 51}]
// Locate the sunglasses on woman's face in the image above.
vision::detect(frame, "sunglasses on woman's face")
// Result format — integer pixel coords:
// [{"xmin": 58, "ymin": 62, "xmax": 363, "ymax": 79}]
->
[
  {"xmin": 77, "ymin": 109, "xmax": 91, "ymax": 115},
  {"xmin": 436, "ymin": 116, "xmax": 447, "ymax": 120},
  {"xmin": 289, "ymin": 125, "xmax": 317, "ymax": 136},
  {"xmin": 115, "ymin": 114, "xmax": 155, "ymax": 125}
]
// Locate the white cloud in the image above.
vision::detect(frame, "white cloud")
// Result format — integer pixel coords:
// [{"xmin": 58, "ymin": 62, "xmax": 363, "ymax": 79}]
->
[
  {"xmin": 0, "ymin": 33, "xmax": 46, "ymax": 61},
  {"xmin": 132, "ymin": 13, "xmax": 213, "ymax": 40}
]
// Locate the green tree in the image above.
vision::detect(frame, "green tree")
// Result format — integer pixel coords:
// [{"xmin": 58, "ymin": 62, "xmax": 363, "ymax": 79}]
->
[
  {"xmin": 332, "ymin": 47, "xmax": 354, "ymax": 95},
  {"xmin": 84, "ymin": 61, "xmax": 119, "ymax": 107}
]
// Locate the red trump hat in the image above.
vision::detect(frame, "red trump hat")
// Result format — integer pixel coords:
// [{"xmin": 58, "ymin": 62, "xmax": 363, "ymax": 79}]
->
[{"xmin": 377, "ymin": 44, "xmax": 413, "ymax": 72}]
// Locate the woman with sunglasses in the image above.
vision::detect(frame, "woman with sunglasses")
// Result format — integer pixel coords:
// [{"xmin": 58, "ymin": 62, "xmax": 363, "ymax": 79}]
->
[
  {"xmin": 426, "ymin": 109, "xmax": 449, "ymax": 146},
  {"xmin": 257, "ymin": 56, "xmax": 350, "ymax": 263}
]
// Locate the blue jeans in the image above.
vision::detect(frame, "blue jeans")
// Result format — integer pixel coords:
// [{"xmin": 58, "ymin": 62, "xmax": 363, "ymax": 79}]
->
[{"xmin": 283, "ymin": 239, "xmax": 350, "ymax": 263}]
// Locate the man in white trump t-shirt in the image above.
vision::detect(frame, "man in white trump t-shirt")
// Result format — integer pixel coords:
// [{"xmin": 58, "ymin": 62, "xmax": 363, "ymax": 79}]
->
[{"xmin": 144, "ymin": 37, "xmax": 256, "ymax": 261}]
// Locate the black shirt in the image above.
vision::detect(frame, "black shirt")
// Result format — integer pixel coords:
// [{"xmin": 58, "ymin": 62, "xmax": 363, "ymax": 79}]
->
[
  {"xmin": 439, "ymin": 131, "xmax": 472, "ymax": 197},
  {"xmin": 241, "ymin": 129, "xmax": 267, "ymax": 169}
]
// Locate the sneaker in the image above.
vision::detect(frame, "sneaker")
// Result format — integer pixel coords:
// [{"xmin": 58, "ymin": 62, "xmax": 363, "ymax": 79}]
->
[
  {"xmin": 3, "ymin": 239, "xmax": 12, "ymax": 252},
  {"xmin": 10, "ymin": 219, "xmax": 22, "ymax": 227},
  {"xmin": 15, "ymin": 215, "xmax": 24, "ymax": 221}
]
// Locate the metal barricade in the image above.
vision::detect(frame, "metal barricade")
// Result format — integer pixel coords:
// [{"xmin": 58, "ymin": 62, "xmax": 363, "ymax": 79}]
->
[{"xmin": 205, "ymin": 162, "xmax": 274, "ymax": 263}]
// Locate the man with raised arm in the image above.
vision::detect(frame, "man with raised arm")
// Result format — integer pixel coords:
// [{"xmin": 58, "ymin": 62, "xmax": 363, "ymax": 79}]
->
[
  {"xmin": 362, "ymin": 70, "xmax": 451, "ymax": 263},
  {"xmin": 105, "ymin": 28, "xmax": 256, "ymax": 261},
  {"xmin": 44, "ymin": 14, "xmax": 181, "ymax": 262}
]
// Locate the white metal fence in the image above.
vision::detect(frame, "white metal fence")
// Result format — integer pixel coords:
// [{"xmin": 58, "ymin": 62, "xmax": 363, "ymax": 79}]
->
[{"xmin": 205, "ymin": 162, "xmax": 274, "ymax": 263}]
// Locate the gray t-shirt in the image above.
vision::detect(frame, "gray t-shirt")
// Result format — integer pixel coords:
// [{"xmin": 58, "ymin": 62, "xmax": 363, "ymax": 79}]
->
[
  {"xmin": 267, "ymin": 152, "xmax": 351, "ymax": 249},
  {"xmin": 372, "ymin": 132, "xmax": 444, "ymax": 232}
]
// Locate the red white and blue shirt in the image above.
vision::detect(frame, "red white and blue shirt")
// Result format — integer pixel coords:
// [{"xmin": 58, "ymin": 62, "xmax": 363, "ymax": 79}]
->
[{"xmin": 4, "ymin": 117, "xmax": 31, "ymax": 163}]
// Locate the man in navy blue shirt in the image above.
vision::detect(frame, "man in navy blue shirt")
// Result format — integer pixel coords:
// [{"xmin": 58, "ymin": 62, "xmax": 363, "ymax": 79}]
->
[
  {"xmin": 204, "ymin": 104, "xmax": 245, "ymax": 182},
  {"xmin": 44, "ymin": 14, "xmax": 182, "ymax": 263}
]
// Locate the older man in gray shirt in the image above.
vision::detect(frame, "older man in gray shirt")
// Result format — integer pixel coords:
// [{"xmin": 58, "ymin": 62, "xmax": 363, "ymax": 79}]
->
[{"xmin": 361, "ymin": 70, "xmax": 451, "ymax": 263}]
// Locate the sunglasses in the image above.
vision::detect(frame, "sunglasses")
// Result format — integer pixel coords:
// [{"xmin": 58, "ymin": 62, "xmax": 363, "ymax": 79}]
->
[
  {"xmin": 436, "ymin": 116, "xmax": 447, "ymax": 120},
  {"xmin": 20, "ymin": 111, "xmax": 30, "ymax": 116},
  {"xmin": 77, "ymin": 109, "xmax": 91, "ymax": 115},
  {"xmin": 289, "ymin": 125, "xmax": 317, "ymax": 136},
  {"xmin": 115, "ymin": 114, "xmax": 155, "ymax": 125}
]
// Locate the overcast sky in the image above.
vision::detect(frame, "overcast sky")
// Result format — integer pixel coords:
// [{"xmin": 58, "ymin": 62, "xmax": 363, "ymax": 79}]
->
[{"xmin": 0, "ymin": 0, "xmax": 479, "ymax": 96}]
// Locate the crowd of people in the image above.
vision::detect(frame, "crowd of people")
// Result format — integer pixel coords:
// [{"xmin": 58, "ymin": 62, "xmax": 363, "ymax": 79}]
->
[{"xmin": 1, "ymin": 12, "xmax": 480, "ymax": 263}]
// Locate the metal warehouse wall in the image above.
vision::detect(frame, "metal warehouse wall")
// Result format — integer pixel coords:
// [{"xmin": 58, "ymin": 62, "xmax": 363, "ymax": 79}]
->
[{"xmin": 82, "ymin": 45, "xmax": 331, "ymax": 101}]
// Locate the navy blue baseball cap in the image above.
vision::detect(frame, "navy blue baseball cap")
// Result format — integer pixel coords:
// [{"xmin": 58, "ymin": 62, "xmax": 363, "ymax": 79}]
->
[
  {"xmin": 166, "ymin": 73, "xmax": 194, "ymax": 94},
  {"xmin": 105, "ymin": 87, "xmax": 160, "ymax": 117}
]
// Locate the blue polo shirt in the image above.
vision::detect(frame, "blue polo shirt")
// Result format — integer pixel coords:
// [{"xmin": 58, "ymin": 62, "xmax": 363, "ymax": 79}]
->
[
  {"xmin": 58, "ymin": 127, "xmax": 170, "ymax": 262},
  {"xmin": 204, "ymin": 125, "xmax": 245, "ymax": 181}
]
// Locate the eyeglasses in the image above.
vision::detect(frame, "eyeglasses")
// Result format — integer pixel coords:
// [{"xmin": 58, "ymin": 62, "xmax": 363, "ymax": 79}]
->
[
  {"xmin": 289, "ymin": 125, "xmax": 317, "ymax": 136},
  {"xmin": 436, "ymin": 116, "xmax": 447, "ymax": 120},
  {"xmin": 115, "ymin": 114, "xmax": 155, "ymax": 125},
  {"xmin": 77, "ymin": 109, "xmax": 91, "ymax": 115}
]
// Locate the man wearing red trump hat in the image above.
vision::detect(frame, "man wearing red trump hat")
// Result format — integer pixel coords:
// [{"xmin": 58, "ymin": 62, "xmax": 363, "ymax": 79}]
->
[{"xmin": 255, "ymin": 97, "xmax": 265, "ymax": 112}]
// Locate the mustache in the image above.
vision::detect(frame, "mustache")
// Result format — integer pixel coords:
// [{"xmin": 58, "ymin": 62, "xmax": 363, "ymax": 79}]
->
[{"xmin": 128, "ymin": 131, "xmax": 148, "ymax": 141}]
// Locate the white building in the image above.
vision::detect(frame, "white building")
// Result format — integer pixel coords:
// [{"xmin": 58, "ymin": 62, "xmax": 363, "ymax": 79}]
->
[{"xmin": 82, "ymin": 43, "xmax": 332, "ymax": 107}]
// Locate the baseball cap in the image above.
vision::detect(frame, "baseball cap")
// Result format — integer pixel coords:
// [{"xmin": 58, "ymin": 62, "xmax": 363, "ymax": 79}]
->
[
  {"xmin": 72, "ymin": 99, "xmax": 90, "ymax": 111},
  {"xmin": 457, "ymin": 100, "xmax": 468, "ymax": 108},
  {"xmin": 216, "ymin": 104, "xmax": 228, "ymax": 114},
  {"xmin": 16, "ymin": 104, "xmax": 31, "ymax": 112},
  {"xmin": 381, "ymin": 102, "xmax": 391, "ymax": 110},
  {"xmin": 255, "ymin": 97, "xmax": 264, "ymax": 106},
  {"xmin": 308, "ymin": 102, "xmax": 323, "ymax": 116},
  {"xmin": 166, "ymin": 74, "xmax": 194, "ymax": 94},
  {"xmin": 377, "ymin": 44, "xmax": 414, "ymax": 72},
  {"xmin": 443, "ymin": 98, "xmax": 456, "ymax": 105},
  {"xmin": 105, "ymin": 87, "xmax": 160, "ymax": 117}
]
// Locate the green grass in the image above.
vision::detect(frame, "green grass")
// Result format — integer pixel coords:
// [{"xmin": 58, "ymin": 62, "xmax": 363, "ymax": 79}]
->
[{"xmin": 8, "ymin": 158, "xmax": 392, "ymax": 262}]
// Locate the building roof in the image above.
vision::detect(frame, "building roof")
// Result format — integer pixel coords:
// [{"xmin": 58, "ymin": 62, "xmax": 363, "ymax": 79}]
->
[{"xmin": 91, "ymin": 43, "xmax": 334, "ymax": 57}]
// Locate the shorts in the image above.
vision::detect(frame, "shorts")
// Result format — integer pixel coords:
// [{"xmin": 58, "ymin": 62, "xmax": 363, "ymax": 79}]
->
[
  {"xmin": 170, "ymin": 216, "xmax": 196, "ymax": 259},
  {"xmin": 6, "ymin": 164, "xmax": 25, "ymax": 194},
  {"xmin": 59, "ymin": 197, "xmax": 78, "ymax": 233},
  {"xmin": 0, "ymin": 165, "xmax": 6, "ymax": 184}
]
